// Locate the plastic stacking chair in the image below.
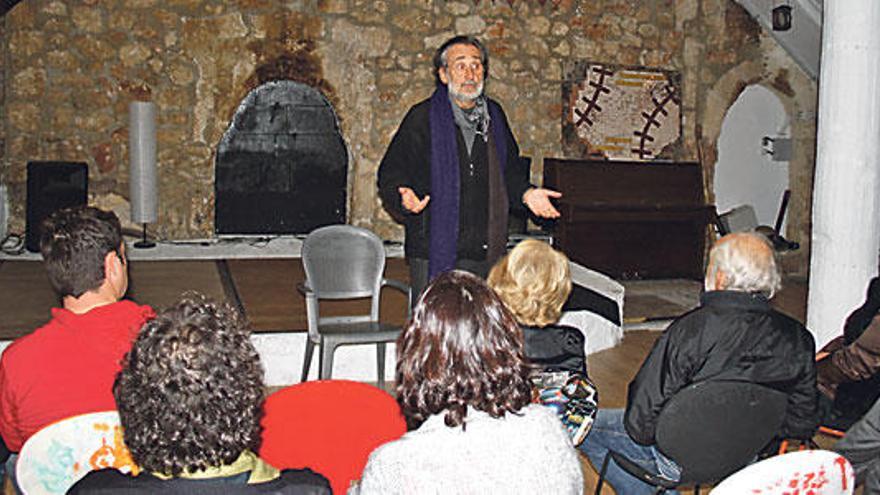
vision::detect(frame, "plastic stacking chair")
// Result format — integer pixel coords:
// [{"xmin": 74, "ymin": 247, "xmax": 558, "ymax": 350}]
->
[
  {"xmin": 16, "ymin": 410, "xmax": 138, "ymax": 495},
  {"xmin": 299, "ymin": 225, "xmax": 411, "ymax": 387},
  {"xmin": 712, "ymin": 449, "xmax": 854, "ymax": 495},
  {"xmin": 259, "ymin": 380, "xmax": 407, "ymax": 495},
  {"xmin": 595, "ymin": 381, "xmax": 788, "ymax": 495}
]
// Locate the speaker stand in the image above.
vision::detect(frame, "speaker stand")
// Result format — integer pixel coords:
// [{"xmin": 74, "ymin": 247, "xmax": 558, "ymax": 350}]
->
[{"xmin": 134, "ymin": 223, "xmax": 156, "ymax": 249}]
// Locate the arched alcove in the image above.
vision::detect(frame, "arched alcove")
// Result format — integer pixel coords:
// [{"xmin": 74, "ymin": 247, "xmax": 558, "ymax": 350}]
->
[
  {"xmin": 214, "ymin": 80, "xmax": 347, "ymax": 236},
  {"xmin": 714, "ymin": 84, "xmax": 790, "ymax": 229}
]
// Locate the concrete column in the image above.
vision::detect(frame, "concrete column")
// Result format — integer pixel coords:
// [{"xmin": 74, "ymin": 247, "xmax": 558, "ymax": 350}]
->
[{"xmin": 807, "ymin": 0, "xmax": 880, "ymax": 348}]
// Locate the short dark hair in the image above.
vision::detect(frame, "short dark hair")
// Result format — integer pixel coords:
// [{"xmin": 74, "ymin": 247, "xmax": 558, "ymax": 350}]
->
[
  {"xmin": 114, "ymin": 293, "xmax": 265, "ymax": 476},
  {"xmin": 432, "ymin": 35, "xmax": 490, "ymax": 85},
  {"xmin": 39, "ymin": 206, "xmax": 123, "ymax": 298},
  {"xmin": 396, "ymin": 270, "xmax": 532, "ymax": 428}
]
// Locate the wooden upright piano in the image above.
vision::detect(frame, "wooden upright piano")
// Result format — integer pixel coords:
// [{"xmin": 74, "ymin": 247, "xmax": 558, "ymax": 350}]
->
[{"xmin": 543, "ymin": 158, "xmax": 715, "ymax": 280}]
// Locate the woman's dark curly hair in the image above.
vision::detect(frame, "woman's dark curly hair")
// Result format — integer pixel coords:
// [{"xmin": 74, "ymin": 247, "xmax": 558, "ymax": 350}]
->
[
  {"xmin": 114, "ymin": 293, "xmax": 265, "ymax": 476},
  {"xmin": 396, "ymin": 270, "xmax": 532, "ymax": 428}
]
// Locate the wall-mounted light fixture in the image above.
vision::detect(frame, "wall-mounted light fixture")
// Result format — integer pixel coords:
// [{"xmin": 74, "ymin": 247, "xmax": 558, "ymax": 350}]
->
[
  {"xmin": 772, "ymin": 3, "xmax": 793, "ymax": 31},
  {"xmin": 762, "ymin": 136, "xmax": 792, "ymax": 162}
]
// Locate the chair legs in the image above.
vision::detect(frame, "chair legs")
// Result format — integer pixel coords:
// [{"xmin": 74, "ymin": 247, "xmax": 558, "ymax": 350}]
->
[
  {"xmin": 376, "ymin": 343, "xmax": 386, "ymax": 389},
  {"xmin": 301, "ymin": 339, "xmax": 316, "ymax": 382},
  {"xmin": 595, "ymin": 452, "xmax": 611, "ymax": 495},
  {"xmin": 305, "ymin": 339, "xmax": 391, "ymax": 387},
  {"xmin": 595, "ymin": 451, "xmax": 686, "ymax": 495},
  {"xmin": 320, "ymin": 341, "xmax": 335, "ymax": 380}
]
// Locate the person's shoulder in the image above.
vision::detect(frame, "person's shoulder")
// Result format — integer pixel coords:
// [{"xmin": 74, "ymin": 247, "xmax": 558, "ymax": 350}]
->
[
  {"xmin": 514, "ymin": 405, "xmax": 573, "ymax": 444},
  {"xmin": 67, "ymin": 468, "xmax": 146, "ymax": 493},
  {"xmin": 520, "ymin": 403, "xmax": 560, "ymax": 423},
  {"xmin": 665, "ymin": 304, "xmax": 712, "ymax": 334},
  {"xmin": 768, "ymin": 309, "xmax": 816, "ymax": 346},
  {"xmin": 1, "ymin": 313, "xmax": 64, "ymax": 364},
  {"xmin": 486, "ymin": 96, "xmax": 505, "ymax": 110},
  {"xmin": 111, "ymin": 299, "xmax": 155, "ymax": 318},
  {"xmin": 400, "ymin": 97, "xmax": 432, "ymax": 120},
  {"xmin": 275, "ymin": 468, "xmax": 332, "ymax": 492}
]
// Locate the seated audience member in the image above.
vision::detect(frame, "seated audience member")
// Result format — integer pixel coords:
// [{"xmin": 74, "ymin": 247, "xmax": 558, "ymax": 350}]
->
[
  {"xmin": 0, "ymin": 206, "xmax": 154, "ymax": 455},
  {"xmin": 69, "ymin": 295, "xmax": 331, "ymax": 494},
  {"xmin": 816, "ymin": 276, "xmax": 880, "ymax": 430},
  {"xmin": 579, "ymin": 232, "xmax": 819, "ymax": 495},
  {"xmin": 834, "ymin": 394, "xmax": 880, "ymax": 493},
  {"xmin": 488, "ymin": 239, "xmax": 586, "ymax": 375},
  {"xmin": 355, "ymin": 271, "xmax": 583, "ymax": 494}
]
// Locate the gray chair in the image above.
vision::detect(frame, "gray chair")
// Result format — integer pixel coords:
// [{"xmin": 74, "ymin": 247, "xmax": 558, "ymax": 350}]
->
[{"xmin": 299, "ymin": 225, "xmax": 410, "ymax": 388}]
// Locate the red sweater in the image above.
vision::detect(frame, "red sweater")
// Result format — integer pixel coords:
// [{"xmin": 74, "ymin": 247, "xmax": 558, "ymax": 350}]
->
[{"xmin": 0, "ymin": 300, "xmax": 154, "ymax": 451}]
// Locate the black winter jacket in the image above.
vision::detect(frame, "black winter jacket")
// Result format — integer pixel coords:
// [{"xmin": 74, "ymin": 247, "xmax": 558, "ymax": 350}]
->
[
  {"xmin": 68, "ymin": 468, "xmax": 331, "ymax": 495},
  {"xmin": 624, "ymin": 290, "xmax": 819, "ymax": 445},
  {"xmin": 377, "ymin": 96, "xmax": 530, "ymax": 261}
]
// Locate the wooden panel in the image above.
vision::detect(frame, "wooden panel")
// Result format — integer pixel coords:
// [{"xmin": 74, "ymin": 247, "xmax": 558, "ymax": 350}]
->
[
  {"xmin": 543, "ymin": 157, "xmax": 712, "ymax": 279},
  {"xmin": 544, "ymin": 158, "xmax": 704, "ymax": 208},
  {"xmin": 554, "ymin": 212, "xmax": 713, "ymax": 280}
]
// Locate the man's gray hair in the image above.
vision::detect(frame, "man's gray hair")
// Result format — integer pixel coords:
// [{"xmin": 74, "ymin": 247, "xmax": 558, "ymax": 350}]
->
[{"xmin": 706, "ymin": 232, "xmax": 782, "ymax": 298}]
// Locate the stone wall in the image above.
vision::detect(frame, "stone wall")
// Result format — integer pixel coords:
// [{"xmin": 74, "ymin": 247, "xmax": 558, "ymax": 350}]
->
[{"xmin": 0, "ymin": 0, "xmax": 816, "ymax": 273}]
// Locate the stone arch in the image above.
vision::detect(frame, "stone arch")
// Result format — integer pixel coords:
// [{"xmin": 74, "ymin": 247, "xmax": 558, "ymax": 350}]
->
[
  {"xmin": 701, "ymin": 61, "xmax": 816, "ymax": 274},
  {"xmin": 214, "ymin": 80, "xmax": 348, "ymax": 235}
]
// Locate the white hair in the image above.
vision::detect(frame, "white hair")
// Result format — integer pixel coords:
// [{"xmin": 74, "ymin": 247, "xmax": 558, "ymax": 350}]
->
[{"xmin": 705, "ymin": 233, "xmax": 782, "ymax": 298}]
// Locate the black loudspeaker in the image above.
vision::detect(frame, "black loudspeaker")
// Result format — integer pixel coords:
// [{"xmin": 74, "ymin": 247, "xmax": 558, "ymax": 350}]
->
[{"xmin": 26, "ymin": 162, "xmax": 88, "ymax": 253}]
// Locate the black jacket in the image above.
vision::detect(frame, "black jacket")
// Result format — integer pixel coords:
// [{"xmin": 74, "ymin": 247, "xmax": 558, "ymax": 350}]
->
[
  {"xmin": 624, "ymin": 290, "xmax": 819, "ymax": 445},
  {"xmin": 67, "ymin": 468, "xmax": 331, "ymax": 495},
  {"xmin": 522, "ymin": 324, "xmax": 588, "ymax": 376},
  {"xmin": 377, "ymin": 96, "xmax": 530, "ymax": 261}
]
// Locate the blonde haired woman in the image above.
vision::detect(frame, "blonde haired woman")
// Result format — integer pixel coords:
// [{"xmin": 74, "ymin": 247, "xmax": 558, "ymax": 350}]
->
[{"xmin": 488, "ymin": 239, "xmax": 586, "ymax": 375}]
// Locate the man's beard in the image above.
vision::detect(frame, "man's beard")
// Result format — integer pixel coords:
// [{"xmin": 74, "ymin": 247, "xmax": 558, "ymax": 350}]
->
[{"xmin": 448, "ymin": 80, "xmax": 484, "ymax": 103}]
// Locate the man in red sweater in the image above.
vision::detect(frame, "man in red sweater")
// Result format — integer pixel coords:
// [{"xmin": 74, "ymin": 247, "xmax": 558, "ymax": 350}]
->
[{"xmin": 0, "ymin": 206, "xmax": 154, "ymax": 453}]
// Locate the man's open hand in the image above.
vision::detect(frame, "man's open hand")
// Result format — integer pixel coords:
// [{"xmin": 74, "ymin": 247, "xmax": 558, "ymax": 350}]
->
[
  {"xmin": 523, "ymin": 188, "xmax": 562, "ymax": 219},
  {"xmin": 399, "ymin": 187, "xmax": 430, "ymax": 214}
]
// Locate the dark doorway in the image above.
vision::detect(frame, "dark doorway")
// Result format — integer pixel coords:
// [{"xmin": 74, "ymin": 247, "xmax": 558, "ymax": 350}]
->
[{"xmin": 215, "ymin": 80, "xmax": 347, "ymax": 236}]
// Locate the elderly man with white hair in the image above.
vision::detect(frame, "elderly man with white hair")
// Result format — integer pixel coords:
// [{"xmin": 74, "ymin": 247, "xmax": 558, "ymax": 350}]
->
[{"xmin": 578, "ymin": 232, "xmax": 819, "ymax": 495}]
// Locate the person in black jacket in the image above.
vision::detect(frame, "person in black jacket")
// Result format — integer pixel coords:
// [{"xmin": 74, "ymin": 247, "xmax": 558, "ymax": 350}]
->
[
  {"xmin": 68, "ymin": 294, "xmax": 330, "ymax": 495},
  {"xmin": 578, "ymin": 232, "xmax": 819, "ymax": 495},
  {"xmin": 488, "ymin": 239, "xmax": 587, "ymax": 375},
  {"xmin": 377, "ymin": 35, "xmax": 561, "ymax": 300}
]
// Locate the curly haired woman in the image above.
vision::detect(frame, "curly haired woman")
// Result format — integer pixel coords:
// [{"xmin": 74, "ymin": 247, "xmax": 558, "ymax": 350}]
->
[{"xmin": 69, "ymin": 294, "xmax": 331, "ymax": 494}]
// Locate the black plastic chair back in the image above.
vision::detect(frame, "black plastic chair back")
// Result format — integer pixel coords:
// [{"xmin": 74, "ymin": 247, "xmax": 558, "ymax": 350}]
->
[{"xmin": 655, "ymin": 381, "xmax": 788, "ymax": 484}]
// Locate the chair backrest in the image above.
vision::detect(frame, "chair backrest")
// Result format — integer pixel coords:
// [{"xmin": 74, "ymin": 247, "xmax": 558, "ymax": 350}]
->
[
  {"xmin": 259, "ymin": 380, "xmax": 407, "ymax": 495},
  {"xmin": 655, "ymin": 381, "xmax": 788, "ymax": 484},
  {"xmin": 301, "ymin": 225, "xmax": 385, "ymax": 300},
  {"xmin": 712, "ymin": 449, "xmax": 854, "ymax": 495},
  {"xmin": 17, "ymin": 410, "xmax": 138, "ymax": 494},
  {"xmin": 718, "ymin": 204, "xmax": 759, "ymax": 234}
]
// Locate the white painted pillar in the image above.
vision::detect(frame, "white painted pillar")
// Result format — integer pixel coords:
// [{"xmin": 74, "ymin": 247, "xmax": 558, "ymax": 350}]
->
[{"xmin": 807, "ymin": 0, "xmax": 880, "ymax": 348}]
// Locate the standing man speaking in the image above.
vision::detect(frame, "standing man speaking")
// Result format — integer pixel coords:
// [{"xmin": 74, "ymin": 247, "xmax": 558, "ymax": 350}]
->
[{"xmin": 378, "ymin": 35, "xmax": 561, "ymax": 299}]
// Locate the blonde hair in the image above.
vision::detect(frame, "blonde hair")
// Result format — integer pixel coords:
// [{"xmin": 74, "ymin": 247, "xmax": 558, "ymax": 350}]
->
[{"xmin": 488, "ymin": 239, "xmax": 572, "ymax": 327}]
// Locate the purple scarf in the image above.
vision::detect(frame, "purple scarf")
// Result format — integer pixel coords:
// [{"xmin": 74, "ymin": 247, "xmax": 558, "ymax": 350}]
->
[{"xmin": 428, "ymin": 85, "xmax": 508, "ymax": 279}]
